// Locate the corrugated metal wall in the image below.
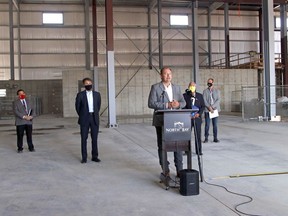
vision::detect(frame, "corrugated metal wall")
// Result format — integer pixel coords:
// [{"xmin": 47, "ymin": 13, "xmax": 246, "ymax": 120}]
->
[{"xmin": 0, "ymin": 3, "xmax": 269, "ymax": 80}]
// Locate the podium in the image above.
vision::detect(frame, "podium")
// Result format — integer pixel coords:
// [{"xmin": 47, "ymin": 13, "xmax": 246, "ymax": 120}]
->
[{"xmin": 156, "ymin": 109, "xmax": 196, "ymax": 190}]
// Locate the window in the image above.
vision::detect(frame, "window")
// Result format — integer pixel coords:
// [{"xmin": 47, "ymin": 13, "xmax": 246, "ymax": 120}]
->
[
  {"xmin": 0, "ymin": 89, "xmax": 6, "ymax": 97},
  {"xmin": 170, "ymin": 14, "xmax": 188, "ymax": 26},
  {"xmin": 275, "ymin": 17, "xmax": 288, "ymax": 28},
  {"xmin": 43, "ymin": 12, "xmax": 63, "ymax": 24}
]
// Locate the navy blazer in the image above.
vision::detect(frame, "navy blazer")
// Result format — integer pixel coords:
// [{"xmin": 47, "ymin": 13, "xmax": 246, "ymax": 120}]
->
[
  {"xmin": 183, "ymin": 91, "xmax": 205, "ymax": 116},
  {"xmin": 75, "ymin": 90, "xmax": 101, "ymax": 126}
]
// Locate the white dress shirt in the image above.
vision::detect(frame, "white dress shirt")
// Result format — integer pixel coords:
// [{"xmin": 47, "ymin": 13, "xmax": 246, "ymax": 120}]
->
[
  {"xmin": 165, "ymin": 83, "xmax": 173, "ymax": 102},
  {"xmin": 86, "ymin": 91, "xmax": 94, "ymax": 113}
]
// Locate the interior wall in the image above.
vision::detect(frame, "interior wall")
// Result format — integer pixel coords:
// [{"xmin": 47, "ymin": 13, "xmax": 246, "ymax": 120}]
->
[
  {"xmin": 0, "ymin": 80, "xmax": 62, "ymax": 119},
  {"xmin": 62, "ymin": 68, "xmax": 258, "ymax": 118},
  {"xmin": 0, "ymin": 4, "xmax": 263, "ymax": 80}
]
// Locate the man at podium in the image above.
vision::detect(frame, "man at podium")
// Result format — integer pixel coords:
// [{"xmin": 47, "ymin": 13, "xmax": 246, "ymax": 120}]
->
[{"xmin": 148, "ymin": 67, "xmax": 186, "ymax": 177}]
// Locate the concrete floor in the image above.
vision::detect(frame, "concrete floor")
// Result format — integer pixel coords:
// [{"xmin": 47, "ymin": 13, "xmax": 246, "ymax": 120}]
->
[{"xmin": 0, "ymin": 114, "xmax": 288, "ymax": 216}]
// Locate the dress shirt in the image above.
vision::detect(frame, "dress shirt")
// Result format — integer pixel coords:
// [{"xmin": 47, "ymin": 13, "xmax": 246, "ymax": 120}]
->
[
  {"xmin": 21, "ymin": 99, "xmax": 28, "ymax": 112},
  {"xmin": 86, "ymin": 90, "xmax": 94, "ymax": 113},
  {"xmin": 165, "ymin": 83, "xmax": 173, "ymax": 102}
]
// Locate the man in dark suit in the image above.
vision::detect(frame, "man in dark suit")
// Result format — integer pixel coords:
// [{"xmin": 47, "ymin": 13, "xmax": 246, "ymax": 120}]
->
[
  {"xmin": 75, "ymin": 77, "xmax": 101, "ymax": 163},
  {"xmin": 148, "ymin": 67, "xmax": 186, "ymax": 177},
  {"xmin": 183, "ymin": 82, "xmax": 205, "ymax": 155},
  {"xmin": 13, "ymin": 89, "xmax": 35, "ymax": 153}
]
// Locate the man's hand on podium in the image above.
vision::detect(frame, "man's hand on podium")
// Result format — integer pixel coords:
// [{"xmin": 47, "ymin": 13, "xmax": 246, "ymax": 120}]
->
[{"xmin": 168, "ymin": 100, "xmax": 180, "ymax": 109}]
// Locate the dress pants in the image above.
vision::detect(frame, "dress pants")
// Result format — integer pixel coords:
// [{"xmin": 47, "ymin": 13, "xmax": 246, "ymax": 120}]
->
[
  {"xmin": 16, "ymin": 124, "xmax": 34, "ymax": 151},
  {"xmin": 80, "ymin": 114, "xmax": 99, "ymax": 161},
  {"xmin": 155, "ymin": 126, "xmax": 183, "ymax": 173},
  {"xmin": 204, "ymin": 112, "xmax": 218, "ymax": 140}
]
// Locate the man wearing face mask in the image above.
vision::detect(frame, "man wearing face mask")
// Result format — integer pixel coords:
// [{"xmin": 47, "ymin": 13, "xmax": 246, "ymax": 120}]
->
[
  {"xmin": 75, "ymin": 77, "xmax": 101, "ymax": 163},
  {"xmin": 13, "ymin": 89, "xmax": 35, "ymax": 153},
  {"xmin": 183, "ymin": 82, "xmax": 205, "ymax": 155},
  {"xmin": 203, "ymin": 78, "xmax": 221, "ymax": 143}
]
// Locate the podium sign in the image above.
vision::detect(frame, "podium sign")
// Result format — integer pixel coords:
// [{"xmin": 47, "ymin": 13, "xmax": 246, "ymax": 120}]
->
[{"xmin": 163, "ymin": 112, "xmax": 191, "ymax": 141}]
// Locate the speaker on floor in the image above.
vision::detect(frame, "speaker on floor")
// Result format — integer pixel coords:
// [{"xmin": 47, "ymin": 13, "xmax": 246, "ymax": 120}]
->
[{"xmin": 179, "ymin": 169, "xmax": 199, "ymax": 196}]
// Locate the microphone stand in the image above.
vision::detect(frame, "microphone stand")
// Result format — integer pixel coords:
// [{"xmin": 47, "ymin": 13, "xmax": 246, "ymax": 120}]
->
[
  {"xmin": 190, "ymin": 94, "xmax": 203, "ymax": 182},
  {"xmin": 192, "ymin": 116, "xmax": 203, "ymax": 182}
]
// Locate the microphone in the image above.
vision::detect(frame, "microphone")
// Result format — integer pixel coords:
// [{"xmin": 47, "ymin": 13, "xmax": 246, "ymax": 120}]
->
[{"xmin": 185, "ymin": 89, "xmax": 192, "ymax": 95}]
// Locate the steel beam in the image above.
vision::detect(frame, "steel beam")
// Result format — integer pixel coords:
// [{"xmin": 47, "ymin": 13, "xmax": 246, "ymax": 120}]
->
[
  {"xmin": 280, "ymin": 4, "xmax": 288, "ymax": 86},
  {"xmin": 224, "ymin": 3, "xmax": 230, "ymax": 68},
  {"xmin": 192, "ymin": 0, "xmax": 199, "ymax": 83},
  {"xmin": 157, "ymin": 0, "xmax": 163, "ymax": 69},
  {"xmin": 92, "ymin": 0, "xmax": 99, "ymax": 91},
  {"xmin": 105, "ymin": 0, "xmax": 118, "ymax": 127},
  {"xmin": 9, "ymin": 0, "xmax": 15, "ymax": 80},
  {"xmin": 84, "ymin": 0, "xmax": 90, "ymax": 70},
  {"xmin": 262, "ymin": 0, "xmax": 276, "ymax": 118}
]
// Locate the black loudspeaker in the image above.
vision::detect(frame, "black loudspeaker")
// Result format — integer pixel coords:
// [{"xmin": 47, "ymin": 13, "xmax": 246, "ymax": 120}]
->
[{"xmin": 179, "ymin": 169, "xmax": 199, "ymax": 196}]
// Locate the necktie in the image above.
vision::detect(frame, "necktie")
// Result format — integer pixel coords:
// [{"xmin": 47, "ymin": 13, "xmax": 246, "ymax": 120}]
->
[{"xmin": 22, "ymin": 100, "xmax": 27, "ymax": 112}]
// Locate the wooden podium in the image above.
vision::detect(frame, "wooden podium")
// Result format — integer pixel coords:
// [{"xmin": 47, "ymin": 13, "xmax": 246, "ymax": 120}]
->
[{"xmin": 156, "ymin": 109, "xmax": 195, "ymax": 190}]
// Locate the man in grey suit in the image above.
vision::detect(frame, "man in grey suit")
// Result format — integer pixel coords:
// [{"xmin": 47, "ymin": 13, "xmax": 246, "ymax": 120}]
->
[
  {"xmin": 203, "ymin": 78, "xmax": 221, "ymax": 143},
  {"xmin": 13, "ymin": 89, "xmax": 35, "ymax": 153},
  {"xmin": 148, "ymin": 67, "xmax": 186, "ymax": 177}
]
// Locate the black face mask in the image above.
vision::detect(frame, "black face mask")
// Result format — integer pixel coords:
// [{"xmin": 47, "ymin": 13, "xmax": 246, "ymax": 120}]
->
[
  {"xmin": 85, "ymin": 85, "xmax": 93, "ymax": 91},
  {"xmin": 207, "ymin": 83, "xmax": 213, "ymax": 87}
]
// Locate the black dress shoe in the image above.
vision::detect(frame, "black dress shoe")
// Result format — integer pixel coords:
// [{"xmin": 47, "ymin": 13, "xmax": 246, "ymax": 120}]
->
[
  {"xmin": 213, "ymin": 139, "xmax": 220, "ymax": 143},
  {"xmin": 81, "ymin": 159, "xmax": 87, "ymax": 163},
  {"xmin": 29, "ymin": 149, "xmax": 35, "ymax": 152},
  {"xmin": 17, "ymin": 149, "xmax": 23, "ymax": 153},
  {"xmin": 203, "ymin": 139, "xmax": 208, "ymax": 143},
  {"xmin": 91, "ymin": 158, "xmax": 101, "ymax": 162}
]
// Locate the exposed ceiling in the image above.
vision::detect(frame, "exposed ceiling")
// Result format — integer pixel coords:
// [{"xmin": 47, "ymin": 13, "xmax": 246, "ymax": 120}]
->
[{"xmin": 1, "ymin": 0, "xmax": 287, "ymax": 11}]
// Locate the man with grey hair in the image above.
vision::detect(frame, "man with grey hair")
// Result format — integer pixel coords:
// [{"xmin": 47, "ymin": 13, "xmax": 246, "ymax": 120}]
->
[{"xmin": 203, "ymin": 78, "xmax": 221, "ymax": 143}]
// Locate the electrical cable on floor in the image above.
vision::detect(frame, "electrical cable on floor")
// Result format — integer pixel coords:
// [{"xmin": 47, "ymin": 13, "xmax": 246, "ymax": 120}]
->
[{"xmin": 201, "ymin": 157, "xmax": 263, "ymax": 216}]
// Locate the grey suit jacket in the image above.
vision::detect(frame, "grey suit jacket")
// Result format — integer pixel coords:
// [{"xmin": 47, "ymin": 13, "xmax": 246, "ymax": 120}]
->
[
  {"xmin": 13, "ymin": 98, "xmax": 33, "ymax": 126},
  {"xmin": 148, "ymin": 82, "xmax": 186, "ymax": 126},
  {"xmin": 203, "ymin": 87, "xmax": 221, "ymax": 112}
]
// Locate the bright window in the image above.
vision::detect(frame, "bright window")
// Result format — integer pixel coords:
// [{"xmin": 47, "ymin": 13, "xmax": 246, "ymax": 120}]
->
[
  {"xmin": 275, "ymin": 17, "xmax": 288, "ymax": 28},
  {"xmin": 170, "ymin": 14, "xmax": 188, "ymax": 26},
  {"xmin": 43, "ymin": 12, "xmax": 63, "ymax": 24},
  {"xmin": 0, "ymin": 89, "xmax": 6, "ymax": 97}
]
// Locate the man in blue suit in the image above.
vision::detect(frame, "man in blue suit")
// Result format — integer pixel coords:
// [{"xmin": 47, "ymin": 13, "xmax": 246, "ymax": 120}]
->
[
  {"xmin": 148, "ymin": 67, "xmax": 186, "ymax": 177},
  {"xmin": 75, "ymin": 77, "xmax": 101, "ymax": 163}
]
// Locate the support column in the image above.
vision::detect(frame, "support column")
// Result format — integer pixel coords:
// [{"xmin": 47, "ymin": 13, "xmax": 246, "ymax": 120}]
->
[
  {"xmin": 105, "ymin": 0, "xmax": 118, "ymax": 127},
  {"xmin": 192, "ymin": 0, "xmax": 199, "ymax": 83},
  {"xmin": 280, "ymin": 4, "xmax": 288, "ymax": 87},
  {"xmin": 84, "ymin": 0, "xmax": 90, "ymax": 71},
  {"xmin": 207, "ymin": 7, "xmax": 212, "ymax": 68},
  {"xmin": 9, "ymin": 0, "xmax": 15, "ymax": 80},
  {"xmin": 92, "ymin": 0, "xmax": 99, "ymax": 91},
  {"xmin": 224, "ymin": 3, "xmax": 230, "ymax": 68},
  {"xmin": 148, "ymin": 5, "xmax": 152, "ymax": 69},
  {"xmin": 262, "ymin": 0, "xmax": 276, "ymax": 118},
  {"xmin": 157, "ymin": 0, "xmax": 163, "ymax": 69}
]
